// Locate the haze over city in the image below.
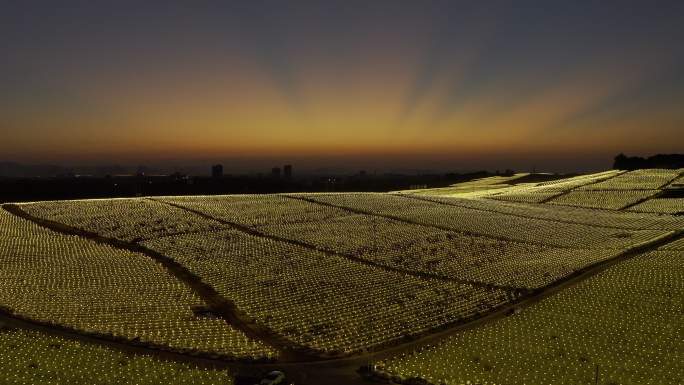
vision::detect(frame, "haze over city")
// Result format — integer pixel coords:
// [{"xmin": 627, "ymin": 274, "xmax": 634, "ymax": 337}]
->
[{"xmin": 2, "ymin": 1, "xmax": 683, "ymax": 173}]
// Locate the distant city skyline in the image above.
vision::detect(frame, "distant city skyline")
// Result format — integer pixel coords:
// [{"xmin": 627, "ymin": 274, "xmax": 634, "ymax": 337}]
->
[
  {"xmin": 0, "ymin": 150, "xmax": 644, "ymax": 177},
  {"xmin": 2, "ymin": 1, "xmax": 683, "ymax": 170}
]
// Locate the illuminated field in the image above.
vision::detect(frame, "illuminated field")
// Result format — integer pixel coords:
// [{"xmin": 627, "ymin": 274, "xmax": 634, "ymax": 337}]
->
[
  {"xmin": 374, "ymin": 248, "xmax": 683, "ymax": 385},
  {"xmin": 1, "ymin": 169, "xmax": 682, "ymax": 384},
  {"xmin": 0, "ymin": 327, "xmax": 233, "ymax": 385}
]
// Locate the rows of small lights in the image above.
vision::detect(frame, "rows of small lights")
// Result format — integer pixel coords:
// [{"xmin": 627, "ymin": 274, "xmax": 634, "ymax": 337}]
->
[
  {"xmin": 548, "ymin": 190, "xmax": 659, "ymax": 210},
  {"xmin": 577, "ymin": 168, "xmax": 683, "ymax": 190},
  {"xmin": 658, "ymin": 237, "xmax": 684, "ymax": 250},
  {"xmin": 628, "ymin": 198, "xmax": 684, "ymax": 215},
  {"xmin": 143, "ymin": 230, "xmax": 510, "ymax": 355},
  {"xmin": 479, "ymin": 169, "xmax": 683, "ymax": 213},
  {"xmin": 452, "ymin": 169, "xmax": 645, "ymax": 204},
  {"xmin": 294, "ymin": 193, "xmax": 667, "ymax": 248},
  {"xmin": 487, "ymin": 190, "xmax": 560, "ymax": 204},
  {"xmin": 461, "ymin": 169, "xmax": 625, "ymax": 200},
  {"xmin": 670, "ymin": 175, "xmax": 684, "ymax": 187},
  {"xmin": 397, "ymin": 173, "xmax": 532, "ymax": 197},
  {"xmin": 410, "ymin": 171, "xmax": 627, "ymax": 201},
  {"xmin": 418, "ymin": 194, "xmax": 684, "ymax": 231},
  {"xmin": 19, "ymin": 194, "xmax": 659, "ymax": 341},
  {"xmin": 20, "ymin": 198, "xmax": 223, "ymax": 242},
  {"xmin": 158, "ymin": 194, "xmax": 350, "ymax": 229},
  {"xmin": 459, "ymin": 248, "xmax": 625, "ymax": 289},
  {"xmin": 0, "ymin": 327, "xmax": 232, "ymax": 385},
  {"xmin": 259, "ymin": 212, "xmax": 463, "ymax": 255},
  {"xmin": 10, "ymin": 187, "xmax": 679, "ymax": 360},
  {"xmin": 0, "ymin": 210, "xmax": 275, "ymax": 359},
  {"xmin": 528, "ymin": 170, "xmax": 624, "ymax": 191},
  {"xmin": 258, "ymin": 212, "xmax": 623, "ymax": 289},
  {"xmin": 160, "ymin": 193, "xmax": 652, "ymax": 290},
  {"xmin": 374, "ymin": 249, "xmax": 684, "ymax": 385}
]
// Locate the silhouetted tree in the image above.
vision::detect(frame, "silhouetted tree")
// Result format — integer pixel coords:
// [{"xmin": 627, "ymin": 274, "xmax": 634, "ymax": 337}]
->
[{"xmin": 614, "ymin": 153, "xmax": 684, "ymax": 170}]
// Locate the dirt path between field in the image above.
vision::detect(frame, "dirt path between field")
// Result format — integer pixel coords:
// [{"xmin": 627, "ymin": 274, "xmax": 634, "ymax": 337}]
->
[
  {"xmin": 1, "ymin": 201, "xmax": 682, "ymax": 385},
  {"xmin": 155, "ymin": 198, "xmax": 518, "ymax": 293},
  {"xmin": 2, "ymin": 204, "xmax": 316, "ymax": 362},
  {"xmin": 2, "ymin": 229, "xmax": 681, "ymax": 384},
  {"xmin": 398, "ymin": 192, "xmax": 681, "ymax": 230},
  {"xmin": 287, "ymin": 193, "xmax": 671, "ymax": 249},
  {"xmin": 536, "ymin": 170, "xmax": 627, "ymax": 204},
  {"xmin": 134, "ymin": 198, "xmax": 683, "ymax": 376},
  {"xmin": 621, "ymin": 169, "xmax": 684, "ymax": 210},
  {"xmin": 287, "ymin": 194, "xmax": 575, "ymax": 250}
]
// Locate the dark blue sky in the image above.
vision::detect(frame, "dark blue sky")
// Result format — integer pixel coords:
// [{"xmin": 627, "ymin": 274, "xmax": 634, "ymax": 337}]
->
[{"xmin": 1, "ymin": 1, "xmax": 683, "ymax": 172}]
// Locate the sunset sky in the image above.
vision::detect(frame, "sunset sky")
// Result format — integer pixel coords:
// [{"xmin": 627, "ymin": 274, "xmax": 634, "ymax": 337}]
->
[{"xmin": 2, "ymin": 1, "xmax": 683, "ymax": 173}]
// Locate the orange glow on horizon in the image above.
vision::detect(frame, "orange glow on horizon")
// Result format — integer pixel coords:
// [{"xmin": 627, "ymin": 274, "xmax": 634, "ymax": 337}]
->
[{"xmin": 2, "ymin": 2, "xmax": 683, "ymax": 170}]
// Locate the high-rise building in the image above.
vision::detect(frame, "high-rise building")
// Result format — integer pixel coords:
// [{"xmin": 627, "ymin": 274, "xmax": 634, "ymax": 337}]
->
[
  {"xmin": 283, "ymin": 164, "xmax": 292, "ymax": 178},
  {"xmin": 211, "ymin": 164, "xmax": 223, "ymax": 178}
]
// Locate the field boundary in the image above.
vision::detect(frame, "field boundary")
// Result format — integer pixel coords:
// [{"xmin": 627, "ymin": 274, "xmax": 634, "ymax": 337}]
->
[
  {"xmin": 536, "ymin": 170, "xmax": 627, "ymax": 204},
  {"xmin": 158, "ymin": 195, "xmax": 683, "ymax": 362},
  {"xmin": 1, "ymin": 196, "xmax": 681, "ymax": 384},
  {"xmin": 354, "ymin": 228, "xmax": 684, "ymax": 382},
  {"xmin": 619, "ymin": 191, "xmax": 663, "ymax": 210},
  {"xmin": 399, "ymin": 193, "xmax": 679, "ymax": 231},
  {"xmin": 0, "ymin": 305, "xmax": 256, "ymax": 366},
  {"xmin": 154, "ymin": 198, "xmax": 520, "ymax": 293},
  {"xmin": 287, "ymin": 194, "xmax": 663, "ymax": 248},
  {"xmin": 1, "ymin": 204, "xmax": 317, "ymax": 362},
  {"xmin": 657, "ymin": 169, "xmax": 684, "ymax": 190},
  {"xmin": 287, "ymin": 194, "xmax": 560, "ymax": 248},
  {"xmin": 266, "ymin": 229, "xmax": 684, "ymax": 372},
  {"xmin": 620, "ymin": 169, "xmax": 684, "ymax": 210}
]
